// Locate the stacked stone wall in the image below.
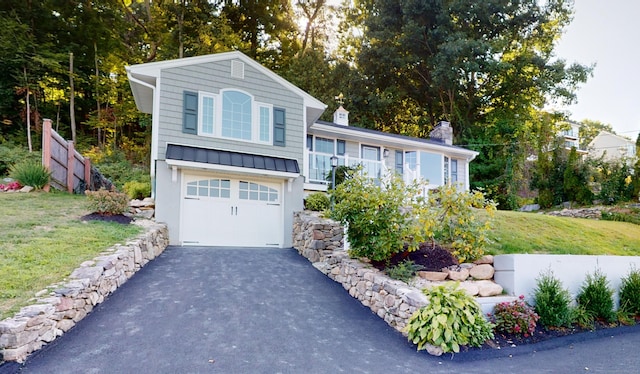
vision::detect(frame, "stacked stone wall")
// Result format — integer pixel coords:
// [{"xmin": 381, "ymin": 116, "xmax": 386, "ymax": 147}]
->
[
  {"xmin": 293, "ymin": 212, "xmax": 427, "ymax": 333},
  {"xmin": 0, "ymin": 222, "xmax": 169, "ymax": 363}
]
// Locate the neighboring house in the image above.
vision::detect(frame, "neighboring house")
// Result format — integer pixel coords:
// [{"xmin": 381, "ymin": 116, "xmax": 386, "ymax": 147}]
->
[
  {"xmin": 126, "ymin": 51, "xmax": 478, "ymax": 248},
  {"xmin": 588, "ymin": 131, "xmax": 636, "ymax": 165},
  {"xmin": 559, "ymin": 121, "xmax": 587, "ymax": 154}
]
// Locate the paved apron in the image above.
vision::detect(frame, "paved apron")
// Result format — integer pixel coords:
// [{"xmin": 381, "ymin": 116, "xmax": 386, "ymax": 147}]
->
[{"xmin": 9, "ymin": 247, "xmax": 640, "ymax": 373}]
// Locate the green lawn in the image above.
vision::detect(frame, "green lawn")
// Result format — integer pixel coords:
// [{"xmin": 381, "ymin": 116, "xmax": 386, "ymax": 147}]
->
[
  {"xmin": 0, "ymin": 191, "xmax": 141, "ymax": 320},
  {"xmin": 487, "ymin": 210, "xmax": 640, "ymax": 256}
]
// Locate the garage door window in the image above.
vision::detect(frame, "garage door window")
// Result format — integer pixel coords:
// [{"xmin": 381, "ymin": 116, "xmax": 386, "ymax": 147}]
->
[
  {"xmin": 239, "ymin": 181, "xmax": 278, "ymax": 202},
  {"xmin": 186, "ymin": 179, "xmax": 231, "ymax": 198}
]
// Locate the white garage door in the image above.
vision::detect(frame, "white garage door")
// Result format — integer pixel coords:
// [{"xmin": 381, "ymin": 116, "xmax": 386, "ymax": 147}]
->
[{"xmin": 180, "ymin": 173, "xmax": 283, "ymax": 247}]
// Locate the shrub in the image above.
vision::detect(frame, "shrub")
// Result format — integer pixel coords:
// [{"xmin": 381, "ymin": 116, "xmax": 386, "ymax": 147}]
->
[
  {"xmin": 601, "ymin": 209, "xmax": 640, "ymax": 226},
  {"xmin": 386, "ymin": 260, "xmax": 423, "ymax": 283},
  {"xmin": 428, "ymin": 185, "xmax": 496, "ymax": 263},
  {"xmin": 0, "ymin": 143, "xmax": 40, "ymax": 176},
  {"xmin": 406, "ymin": 283, "xmax": 494, "ymax": 353},
  {"xmin": 571, "ymin": 305, "xmax": 594, "ymax": 330},
  {"xmin": 619, "ymin": 267, "xmax": 640, "ymax": 315},
  {"xmin": 577, "ymin": 269, "xmax": 616, "ymax": 323},
  {"xmin": 85, "ymin": 188, "xmax": 130, "ymax": 215},
  {"xmin": 304, "ymin": 192, "xmax": 330, "ymax": 211},
  {"xmin": 490, "ymin": 295, "xmax": 539, "ymax": 337},
  {"xmin": 9, "ymin": 160, "xmax": 51, "ymax": 190},
  {"xmin": 533, "ymin": 270, "xmax": 573, "ymax": 328},
  {"xmin": 330, "ymin": 174, "xmax": 429, "ymax": 262},
  {"xmin": 124, "ymin": 180, "xmax": 151, "ymax": 200}
]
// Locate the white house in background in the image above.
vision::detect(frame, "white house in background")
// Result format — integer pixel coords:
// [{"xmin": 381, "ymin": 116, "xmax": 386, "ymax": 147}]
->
[
  {"xmin": 559, "ymin": 121, "xmax": 588, "ymax": 155},
  {"xmin": 126, "ymin": 51, "xmax": 478, "ymax": 248},
  {"xmin": 588, "ymin": 131, "xmax": 636, "ymax": 165}
]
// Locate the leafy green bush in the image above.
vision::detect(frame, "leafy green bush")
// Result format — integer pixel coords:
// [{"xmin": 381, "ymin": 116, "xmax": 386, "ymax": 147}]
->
[
  {"xmin": 490, "ymin": 295, "xmax": 539, "ymax": 337},
  {"xmin": 619, "ymin": 267, "xmax": 640, "ymax": 315},
  {"xmin": 330, "ymin": 174, "xmax": 428, "ymax": 262},
  {"xmin": 405, "ymin": 283, "xmax": 494, "ymax": 353},
  {"xmin": 304, "ymin": 192, "xmax": 330, "ymax": 211},
  {"xmin": 428, "ymin": 185, "xmax": 496, "ymax": 262},
  {"xmin": 85, "ymin": 189, "xmax": 130, "ymax": 215},
  {"xmin": 124, "ymin": 180, "xmax": 151, "ymax": 200},
  {"xmin": 533, "ymin": 270, "xmax": 573, "ymax": 328},
  {"xmin": 386, "ymin": 260, "xmax": 423, "ymax": 283},
  {"xmin": 577, "ymin": 269, "xmax": 616, "ymax": 323},
  {"xmin": 0, "ymin": 143, "xmax": 40, "ymax": 176},
  {"xmin": 570, "ymin": 305, "xmax": 594, "ymax": 329},
  {"xmin": 9, "ymin": 160, "xmax": 51, "ymax": 189}
]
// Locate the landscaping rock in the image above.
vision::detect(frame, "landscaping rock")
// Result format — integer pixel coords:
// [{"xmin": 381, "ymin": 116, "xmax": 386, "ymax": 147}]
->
[
  {"xmin": 519, "ymin": 204, "xmax": 540, "ymax": 212},
  {"xmin": 474, "ymin": 255, "xmax": 494, "ymax": 265},
  {"xmin": 19, "ymin": 186, "xmax": 34, "ymax": 193},
  {"xmin": 470, "ymin": 264, "xmax": 495, "ymax": 280},
  {"xmin": 417, "ymin": 271, "xmax": 448, "ymax": 281},
  {"xmin": 425, "ymin": 343, "xmax": 444, "ymax": 357},
  {"xmin": 444, "ymin": 267, "xmax": 469, "ymax": 281},
  {"xmin": 476, "ymin": 280, "xmax": 503, "ymax": 297},
  {"xmin": 457, "ymin": 281, "xmax": 480, "ymax": 296}
]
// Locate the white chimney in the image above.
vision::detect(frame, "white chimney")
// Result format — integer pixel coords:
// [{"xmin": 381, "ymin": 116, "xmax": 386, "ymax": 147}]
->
[{"xmin": 333, "ymin": 105, "xmax": 349, "ymax": 126}]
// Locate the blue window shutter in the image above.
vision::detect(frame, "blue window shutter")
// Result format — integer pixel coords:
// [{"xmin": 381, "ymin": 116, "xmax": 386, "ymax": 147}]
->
[
  {"xmin": 395, "ymin": 150, "xmax": 403, "ymax": 174},
  {"xmin": 183, "ymin": 91, "xmax": 198, "ymax": 135},
  {"xmin": 273, "ymin": 108, "xmax": 286, "ymax": 146}
]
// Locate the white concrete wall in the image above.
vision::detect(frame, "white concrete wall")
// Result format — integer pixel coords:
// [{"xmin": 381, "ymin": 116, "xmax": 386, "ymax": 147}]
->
[{"xmin": 494, "ymin": 254, "xmax": 640, "ymax": 307}]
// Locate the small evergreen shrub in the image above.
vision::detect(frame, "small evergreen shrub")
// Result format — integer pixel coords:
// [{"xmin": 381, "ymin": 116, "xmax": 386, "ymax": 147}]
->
[
  {"xmin": 601, "ymin": 210, "xmax": 640, "ymax": 226},
  {"xmin": 9, "ymin": 160, "xmax": 51, "ymax": 189},
  {"xmin": 86, "ymin": 188, "xmax": 130, "ymax": 215},
  {"xmin": 533, "ymin": 270, "xmax": 573, "ymax": 328},
  {"xmin": 619, "ymin": 267, "xmax": 640, "ymax": 315},
  {"xmin": 124, "ymin": 180, "xmax": 151, "ymax": 200},
  {"xmin": 577, "ymin": 269, "xmax": 615, "ymax": 323},
  {"xmin": 304, "ymin": 192, "xmax": 330, "ymax": 211},
  {"xmin": 490, "ymin": 295, "xmax": 539, "ymax": 337},
  {"xmin": 405, "ymin": 283, "xmax": 494, "ymax": 353},
  {"xmin": 386, "ymin": 260, "xmax": 423, "ymax": 283}
]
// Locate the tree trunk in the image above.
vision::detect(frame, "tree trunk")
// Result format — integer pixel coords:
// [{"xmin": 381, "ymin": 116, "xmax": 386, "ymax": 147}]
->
[
  {"xmin": 24, "ymin": 67, "xmax": 32, "ymax": 152},
  {"xmin": 94, "ymin": 41, "xmax": 101, "ymax": 147},
  {"xmin": 69, "ymin": 52, "xmax": 77, "ymax": 143}
]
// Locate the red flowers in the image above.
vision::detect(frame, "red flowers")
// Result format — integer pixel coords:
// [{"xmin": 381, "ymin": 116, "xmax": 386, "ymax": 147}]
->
[
  {"xmin": 0, "ymin": 181, "xmax": 22, "ymax": 191},
  {"xmin": 490, "ymin": 295, "xmax": 539, "ymax": 338}
]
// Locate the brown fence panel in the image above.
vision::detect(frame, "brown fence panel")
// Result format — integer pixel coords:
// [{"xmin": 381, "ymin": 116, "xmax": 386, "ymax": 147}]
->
[{"xmin": 41, "ymin": 119, "xmax": 91, "ymax": 192}]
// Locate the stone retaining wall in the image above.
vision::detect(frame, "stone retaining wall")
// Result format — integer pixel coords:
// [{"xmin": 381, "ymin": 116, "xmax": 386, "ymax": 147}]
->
[
  {"xmin": 0, "ymin": 222, "xmax": 169, "ymax": 363},
  {"xmin": 546, "ymin": 207, "xmax": 603, "ymax": 219},
  {"xmin": 293, "ymin": 212, "xmax": 427, "ymax": 333}
]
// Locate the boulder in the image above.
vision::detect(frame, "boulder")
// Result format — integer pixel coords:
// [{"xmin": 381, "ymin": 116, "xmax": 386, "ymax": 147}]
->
[
  {"xmin": 469, "ymin": 264, "xmax": 494, "ymax": 280},
  {"xmin": 445, "ymin": 268, "xmax": 469, "ymax": 281},
  {"xmin": 473, "ymin": 255, "xmax": 494, "ymax": 265},
  {"xmin": 457, "ymin": 281, "xmax": 479, "ymax": 296},
  {"xmin": 476, "ymin": 280, "xmax": 503, "ymax": 297}
]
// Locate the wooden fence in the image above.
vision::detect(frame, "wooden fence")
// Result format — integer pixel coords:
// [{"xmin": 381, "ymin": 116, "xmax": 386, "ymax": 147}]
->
[{"xmin": 42, "ymin": 119, "xmax": 91, "ymax": 193}]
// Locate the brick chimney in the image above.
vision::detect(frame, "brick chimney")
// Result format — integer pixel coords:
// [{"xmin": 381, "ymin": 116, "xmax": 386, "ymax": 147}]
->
[{"xmin": 430, "ymin": 121, "xmax": 453, "ymax": 145}]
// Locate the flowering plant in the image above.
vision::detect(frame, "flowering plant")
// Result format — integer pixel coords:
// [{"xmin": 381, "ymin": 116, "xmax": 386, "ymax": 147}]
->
[
  {"xmin": 0, "ymin": 181, "xmax": 22, "ymax": 191},
  {"xmin": 489, "ymin": 295, "xmax": 539, "ymax": 337}
]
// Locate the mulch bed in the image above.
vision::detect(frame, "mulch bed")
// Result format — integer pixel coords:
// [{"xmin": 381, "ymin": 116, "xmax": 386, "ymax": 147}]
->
[
  {"xmin": 371, "ymin": 243, "xmax": 458, "ymax": 271},
  {"xmin": 81, "ymin": 213, "xmax": 133, "ymax": 225}
]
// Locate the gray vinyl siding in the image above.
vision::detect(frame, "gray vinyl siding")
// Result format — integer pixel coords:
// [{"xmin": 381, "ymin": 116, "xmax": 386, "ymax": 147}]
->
[
  {"xmin": 344, "ymin": 141, "xmax": 360, "ymax": 158},
  {"xmin": 156, "ymin": 59, "xmax": 305, "ymax": 166},
  {"xmin": 456, "ymin": 159, "xmax": 467, "ymax": 187}
]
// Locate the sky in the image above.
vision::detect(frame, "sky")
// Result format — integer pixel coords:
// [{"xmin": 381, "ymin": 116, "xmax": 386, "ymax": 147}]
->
[{"xmin": 554, "ymin": 0, "xmax": 640, "ymax": 140}]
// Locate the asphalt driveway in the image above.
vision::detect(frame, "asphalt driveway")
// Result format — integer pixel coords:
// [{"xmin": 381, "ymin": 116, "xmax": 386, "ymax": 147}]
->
[{"xmin": 6, "ymin": 247, "xmax": 640, "ymax": 373}]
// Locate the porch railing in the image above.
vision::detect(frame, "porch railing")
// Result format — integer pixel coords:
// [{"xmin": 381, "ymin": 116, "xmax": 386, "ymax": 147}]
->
[{"xmin": 305, "ymin": 150, "xmax": 385, "ymax": 184}]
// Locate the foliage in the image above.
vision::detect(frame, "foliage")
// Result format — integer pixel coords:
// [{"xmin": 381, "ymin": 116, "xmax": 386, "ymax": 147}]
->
[
  {"xmin": 123, "ymin": 180, "xmax": 151, "ymax": 200},
  {"xmin": 532, "ymin": 270, "xmax": 573, "ymax": 328},
  {"xmin": 85, "ymin": 188, "xmax": 130, "ymax": 215},
  {"xmin": 330, "ymin": 174, "xmax": 430, "ymax": 262},
  {"xmin": 385, "ymin": 260, "xmax": 423, "ymax": 283},
  {"xmin": 0, "ymin": 143, "xmax": 40, "ymax": 176},
  {"xmin": 577, "ymin": 269, "xmax": 616, "ymax": 323},
  {"xmin": 563, "ymin": 147, "xmax": 593, "ymax": 205},
  {"xmin": 87, "ymin": 148, "xmax": 149, "ymax": 190},
  {"xmin": 601, "ymin": 209, "xmax": 640, "ymax": 226},
  {"xmin": 428, "ymin": 185, "xmax": 496, "ymax": 262},
  {"xmin": 0, "ymin": 192, "xmax": 141, "ymax": 319},
  {"xmin": 592, "ymin": 160, "xmax": 634, "ymax": 205},
  {"xmin": 570, "ymin": 305, "xmax": 595, "ymax": 330},
  {"xmin": 304, "ymin": 192, "xmax": 330, "ymax": 211},
  {"xmin": 490, "ymin": 295, "xmax": 539, "ymax": 338},
  {"xmin": 619, "ymin": 267, "xmax": 640, "ymax": 315},
  {"xmin": 9, "ymin": 160, "xmax": 51, "ymax": 189},
  {"xmin": 405, "ymin": 283, "xmax": 494, "ymax": 353},
  {"xmin": 326, "ymin": 165, "xmax": 359, "ymax": 189}
]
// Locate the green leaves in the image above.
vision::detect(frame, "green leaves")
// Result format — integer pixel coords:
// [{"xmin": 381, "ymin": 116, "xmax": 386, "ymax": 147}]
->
[{"xmin": 405, "ymin": 283, "xmax": 494, "ymax": 353}]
